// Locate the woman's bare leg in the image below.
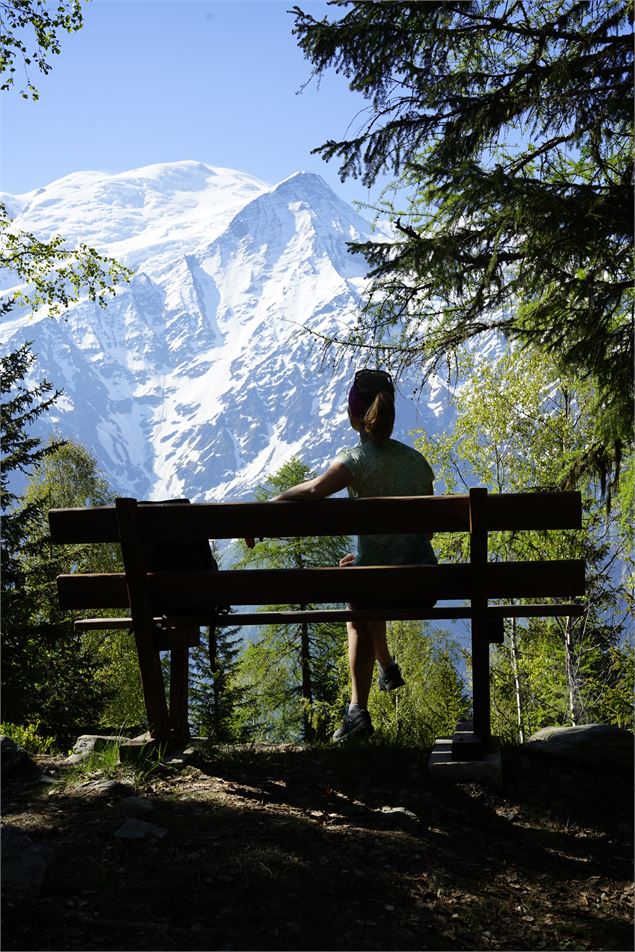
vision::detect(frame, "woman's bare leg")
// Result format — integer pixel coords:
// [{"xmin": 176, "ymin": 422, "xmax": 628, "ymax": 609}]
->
[
  {"xmin": 347, "ymin": 620, "xmax": 391, "ymax": 709},
  {"xmin": 371, "ymin": 620, "xmax": 392, "ymax": 669}
]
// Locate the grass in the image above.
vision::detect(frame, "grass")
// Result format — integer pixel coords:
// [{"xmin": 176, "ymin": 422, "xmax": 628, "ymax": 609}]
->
[{"xmin": 0, "ymin": 721, "xmax": 57, "ymax": 755}]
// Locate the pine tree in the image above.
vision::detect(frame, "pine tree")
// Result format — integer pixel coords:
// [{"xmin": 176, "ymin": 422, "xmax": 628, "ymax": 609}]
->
[
  {"xmin": 1, "ymin": 437, "xmax": 144, "ymax": 739},
  {"xmin": 292, "ymin": 0, "xmax": 633, "ymax": 471},
  {"xmin": 234, "ymin": 458, "xmax": 351, "ymax": 743},
  {"xmin": 189, "ymin": 622, "xmax": 243, "ymax": 742},
  {"xmin": 1, "ymin": 346, "xmax": 65, "ymax": 730}
]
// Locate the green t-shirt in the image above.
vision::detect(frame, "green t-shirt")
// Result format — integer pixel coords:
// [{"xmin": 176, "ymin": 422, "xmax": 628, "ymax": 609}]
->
[{"xmin": 334, "ymin": 436, "xmax": 437, "ymax": 566}]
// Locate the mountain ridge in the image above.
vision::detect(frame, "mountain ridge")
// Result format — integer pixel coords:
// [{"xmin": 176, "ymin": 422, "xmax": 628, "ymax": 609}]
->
[{"xmin": 3, "ymin": 160, "xmax": 464, "ymax": 502}]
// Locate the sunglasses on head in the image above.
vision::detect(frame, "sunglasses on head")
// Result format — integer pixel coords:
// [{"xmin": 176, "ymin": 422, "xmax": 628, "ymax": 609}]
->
[{"xmin": 355, "ymin": 368, "xmax": 394, "ymax": 396}]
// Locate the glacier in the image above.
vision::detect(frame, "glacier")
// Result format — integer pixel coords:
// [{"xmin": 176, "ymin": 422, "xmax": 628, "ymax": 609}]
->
[{"xmin": 1, "ymin": 159, "xmax": 461, "ymax": 502}]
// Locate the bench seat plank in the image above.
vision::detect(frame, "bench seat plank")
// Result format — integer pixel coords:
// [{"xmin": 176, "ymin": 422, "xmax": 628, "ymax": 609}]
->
[{"xmin": 73, "ymin": 602, "xmax": 584, "ymax": 632}]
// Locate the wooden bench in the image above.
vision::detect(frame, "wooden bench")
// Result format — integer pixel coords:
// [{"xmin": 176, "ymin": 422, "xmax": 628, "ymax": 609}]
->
[{"xmin": 48, "ymin": 488, "xmax": 585, "ymax": 757}]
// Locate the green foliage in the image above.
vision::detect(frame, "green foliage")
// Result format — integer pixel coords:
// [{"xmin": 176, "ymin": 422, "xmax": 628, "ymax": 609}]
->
[
  {"xmin": 84, "ymin": 630, "xmax": 147, "ymax": 732},
  {"xmin": 231, "ymin": 637, "xmax": 303, "ymax": 743},
  {"xmin": 492, "ymin": 618, "xmax": 635, "ymax": 741},
  {"xmin": 0, "ymin": 0, "xmax": 86, "ymax": 100},
  {"xmin": 1, "ymin": 435, "xmax": 144, "ymax": 740},
  {"xmin": 189, "ymin": 623, "xmax": 244, "ymax": 742},
  {"xmin": 586, "ymin": 642, "xmax": 635, "ymax": 729},
  {"xmin": 231, "ymin": 605, "xmax": 346, "ymax": 745},
  {"xmin": 233, "ymin": 458, "xmax": 351, "ymax": 742},
  {"xmin": 1, "ymin": 345, "xmax": 64, "ymax": 592},
  {"xmin": 292, "ymin": 0, "xmax": 633, "ymax": 463},
  {"xmin": 60, "ymin": 742, "xmax": 127, "ymax": 787},
  {"xmin": 1, "ymin": 438, "xmax": 110, "ymax": 735},
  {"xmin": 416, "ymin": 348, "xmax": 624, "ymax": 498},
  {"xmin": 366, "ymin": 621, "xmax": 469, "ymax": 747},
  {"xmin": 1, "ymin": 202, "xmax": 132, "ymax": 317},
  {"xmin": 0, "ymin": 721, "xmax": 56, "ymax": 754},
  {"xmin": 415, "ymin": 347, "xmax": 633, "ymax": 738}
]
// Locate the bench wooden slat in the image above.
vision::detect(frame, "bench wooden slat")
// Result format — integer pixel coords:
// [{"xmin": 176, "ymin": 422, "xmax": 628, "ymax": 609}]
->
[
  {"xmin": 138, "ymin": 496, "xmax": 472, "ymax": 539},
  {"xmin": 48, "ymin": 497, "xmax": 470, "ymax": 541},
  {"xmin": 58, "ymin": 559, "xmax": 585, "ymax": 611},
  {"xmin": 73, "ymin": 601, "xmax": 584, "ymax": 632},
  {"xmin": 49, "ymin": 505, "xmax": 121, "ymax": 543},
  {"xmin": 58, "ymin": 573, "xmax": 129, "ymax": 609},
  {"xmin": 48, "ymin": 490, "xmax": 582, "ymax": 544},
  {"xmin": 146, "ymin": 560, "xmax": 585, "ymax": 604},
  {"xmin": 57, "ymin": 565, "xmax": 468, "ymax": 609},
  {"xmin": 486, "ymin": 492, "xmax": 582, "ymax": 530},
  {"xmin": 173, "ymin": 603, "xmax": 585, "ymax": 624}
]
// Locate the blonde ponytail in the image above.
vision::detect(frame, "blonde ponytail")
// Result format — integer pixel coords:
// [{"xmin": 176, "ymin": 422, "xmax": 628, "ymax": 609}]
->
[{"xmin": 364, "ymin": 390, "xmax": 395, "ymax": 444}]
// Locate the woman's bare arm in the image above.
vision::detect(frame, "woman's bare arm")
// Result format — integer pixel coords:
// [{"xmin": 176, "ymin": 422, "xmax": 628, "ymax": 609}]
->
[
  {"xmin": 244, "ymin": 462, "xmax": 352, "ymax": 547},
  {"xmin": 272, "ymin": 462, "xmax": 352, "ymax": 500}
]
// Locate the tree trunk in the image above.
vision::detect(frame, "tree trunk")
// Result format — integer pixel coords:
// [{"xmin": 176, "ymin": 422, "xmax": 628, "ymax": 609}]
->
[
  {"xmin": 295, "ymin": 551, "xmax": 314, "ymax": 742},
  {"xmin": 564, "ymin": 615, "xmax": 580, "ymax": 726},
  {"xmin": 509, "ymin": 613, "xmax": 525, "ymax": 743},
  {"xmin": 300, "ymin": 615, "xmax": 314, "ymax": 742},
  {"xmin": 208, "ymin": 626, "xmax": 220, "ymax": 739}
]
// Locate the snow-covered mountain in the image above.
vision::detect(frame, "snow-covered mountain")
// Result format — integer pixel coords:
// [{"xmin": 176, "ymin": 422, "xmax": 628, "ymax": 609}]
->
[{"xmin": 2, "ymin": 160, "xmax": 466, "ymax": 501}]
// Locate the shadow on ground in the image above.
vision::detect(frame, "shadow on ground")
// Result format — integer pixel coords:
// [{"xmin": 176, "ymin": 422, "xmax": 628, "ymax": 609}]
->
[{"xmin": 2, "ymin": 743, "xmax": 633, "ymax": 951}]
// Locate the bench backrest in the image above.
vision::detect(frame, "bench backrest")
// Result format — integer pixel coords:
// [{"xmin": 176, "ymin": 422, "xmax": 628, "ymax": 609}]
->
[
  {"xmin": 49, "ymin": 491, "xmax": 582, "ymax": 541},
  {"xmin": 50, "ymin": 490, "xmax": 586, "ymax": 614}
]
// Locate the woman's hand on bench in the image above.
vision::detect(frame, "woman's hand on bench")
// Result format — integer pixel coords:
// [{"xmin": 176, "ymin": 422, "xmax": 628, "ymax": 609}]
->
[{"xmin": 339, "ymin": 553, "xmax": 356, "ymax": 568}]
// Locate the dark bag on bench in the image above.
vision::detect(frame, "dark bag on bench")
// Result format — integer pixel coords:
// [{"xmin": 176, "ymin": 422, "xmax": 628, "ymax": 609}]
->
[{"xmin": 142, "ymin": 499, "xmax": 228, "ymax": 633}]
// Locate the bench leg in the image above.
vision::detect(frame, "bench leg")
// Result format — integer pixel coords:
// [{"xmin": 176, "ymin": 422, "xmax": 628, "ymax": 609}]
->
[
  {"xmin": 169, "ymin": 644, "xmax": 190, "ymax": 742},
  {"xmin": 452, "ymin": 620, "xmax": 493, "ymax": 761},
  {"xmin": 471, "ymin": 624, "xmax": 492, "ymax": 747},
  {"xmin": 133, "ymin": 632, "xmax": 171, "ymax": 742}
]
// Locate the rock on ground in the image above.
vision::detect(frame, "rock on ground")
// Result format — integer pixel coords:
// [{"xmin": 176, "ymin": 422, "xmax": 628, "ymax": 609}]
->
[
  {"xmin": 65, "ymin": 734, "xmax": 125, "ymax": 765},
  {"xmin": 1, "ymin": 736, "xmax": 40, "ymax": 781},
  {"xmin": 120, "ymin": 796, "xmax": 154, "ymax": 813},
  {"xmin": 114, "ymin": 819, "xmax": 167, "ymax": 841},
  {"xmin": 1, "ymin": 827, "xmax": 55, "ymax": 896},
  {"xmin": 524, "ymin": 724, "xmax": 634, "ymax": 768}
]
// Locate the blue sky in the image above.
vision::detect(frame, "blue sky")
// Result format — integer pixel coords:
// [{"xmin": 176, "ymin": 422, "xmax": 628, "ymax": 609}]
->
[{"xmin": 1, "ymin": 0, "xmax": 388, "ymax": 208}]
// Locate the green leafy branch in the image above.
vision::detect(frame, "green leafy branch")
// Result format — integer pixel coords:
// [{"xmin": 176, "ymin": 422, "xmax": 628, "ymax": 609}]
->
[
  {"xmin": 1, "ymin": 202, "xmax": 133, "ymax": 316},
  {"xmin": 0, "ymin": 0, "xmax": 85, "ymax": 100}
]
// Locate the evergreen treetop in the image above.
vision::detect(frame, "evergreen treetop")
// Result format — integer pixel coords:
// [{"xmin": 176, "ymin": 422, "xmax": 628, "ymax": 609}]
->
[{"xmin": 292, "ymin": 0, "xmax": 633, "ymax": 459}]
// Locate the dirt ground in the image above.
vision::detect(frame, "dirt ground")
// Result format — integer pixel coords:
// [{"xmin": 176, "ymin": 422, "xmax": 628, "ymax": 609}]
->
[{"xmin": 2, "ymin": 741, "xmax": 633, "ymax": 952}]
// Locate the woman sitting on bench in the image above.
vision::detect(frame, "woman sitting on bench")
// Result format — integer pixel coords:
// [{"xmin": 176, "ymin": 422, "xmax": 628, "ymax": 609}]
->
[{"xmin": 249, "ymin": 368, "xmax": 437, "ymax": 741}]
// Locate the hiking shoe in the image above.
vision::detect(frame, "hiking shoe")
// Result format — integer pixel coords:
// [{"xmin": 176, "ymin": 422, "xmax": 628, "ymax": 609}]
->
[
  {"xmin": 332, "ymin": 707, "xmax": 374, "ymax": 742},
  {"xmin": 378, "ymin": 661, "xmax": 405, "ymax": 692}
]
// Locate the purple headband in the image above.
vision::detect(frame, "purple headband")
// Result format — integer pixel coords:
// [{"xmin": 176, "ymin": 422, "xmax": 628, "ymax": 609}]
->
[{"xmin": 348, "ymin": 382, "xmax": 371, "ymax": 420}]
